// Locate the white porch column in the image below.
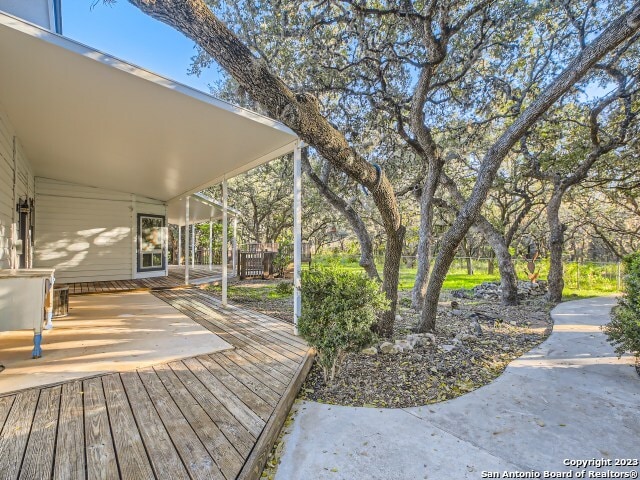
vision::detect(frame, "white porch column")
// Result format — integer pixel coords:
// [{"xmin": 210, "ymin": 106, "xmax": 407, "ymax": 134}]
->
[
  {"xmin": 178, "ymin": 226, "xmax": 182, "ymax": 265},
  {"xmin": 222, "ymin": 179, "xmax": 228, "ymax": 307},
  {"xmin": 209, "ymin": 220, "xmax": 213, "ymax": 271},
  {"xmin": 232, "ymin": 216, "xmax": 238, "ymax": 277},
  {"xmin": 191, "ymin": 224, "xmax": 196, "ymax": 267},
  {"xmin": 293, "ymin": 142, "xmax": 302, "ymax": 334},
  {"xmin": 185, "ymin": 197, "xmax": 190, "ymax": 284}
]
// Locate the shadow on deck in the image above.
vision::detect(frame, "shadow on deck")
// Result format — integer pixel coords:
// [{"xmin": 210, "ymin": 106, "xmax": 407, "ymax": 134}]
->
[{"xmin": 0, "ymin": 289, "xmax": 313, "ymax": 480}]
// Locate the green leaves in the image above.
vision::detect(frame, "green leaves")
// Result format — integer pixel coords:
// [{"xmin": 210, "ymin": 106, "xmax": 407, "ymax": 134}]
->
[
  {"xmin": 297, "ymin": 266, "xmax": 389, "ymax": 384},
  {"xmin": 604, "ymin": 251, "xmax": 640, "ymax": 359}
]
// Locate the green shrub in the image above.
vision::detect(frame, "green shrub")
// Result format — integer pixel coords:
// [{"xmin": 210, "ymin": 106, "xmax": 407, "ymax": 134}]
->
[
  {"xmin": 274, "ymin": 281, "xmax": 294, "ymax": 295},
  {"xmin": 298, "ymin": 267, "xmax": 389, "ymax": 384},
  {"xmin": 604, "ymin": 252, "xmax": 640, "ymax": 361}
]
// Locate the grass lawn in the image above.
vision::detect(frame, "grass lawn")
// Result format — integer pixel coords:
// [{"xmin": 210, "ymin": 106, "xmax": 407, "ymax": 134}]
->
[{"xmin": 309, "ymin": 255, "xmax": 621, "ymax": 300}]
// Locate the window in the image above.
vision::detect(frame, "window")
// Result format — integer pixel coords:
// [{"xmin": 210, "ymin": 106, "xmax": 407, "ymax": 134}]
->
[{"xmin": 137, "ymin": 214, "xmax": 165, "ymax": 272}]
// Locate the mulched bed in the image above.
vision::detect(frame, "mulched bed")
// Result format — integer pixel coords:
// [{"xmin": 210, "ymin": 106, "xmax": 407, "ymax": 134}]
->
[
  {"xmin": 299, "ymin": 293, "xmax": 553, "ymax": 408},
  {"xmin": 210, "ymin": 282, "xmax": 553, "ymax": 409}
]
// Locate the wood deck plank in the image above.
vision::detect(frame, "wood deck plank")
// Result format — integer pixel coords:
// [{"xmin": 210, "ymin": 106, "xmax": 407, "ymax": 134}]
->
[
  {"xmin": 0, "ymin": 395, "xmax": 15, "ymax": 434},
  {"xmin": 118, "ymin": 372, "xmax": 189, "ymax": 480},
  {"xmin": 100, "ymin": 374, "xmax": 155, "ymax": 480},
  {"xmin": 83, "ymin": 377, "xmax": 119, "ymax": 480},
  {"xmin": 19, "ymin": 386, "xmax": 62, "ymax": 480},
  {"xmin": 220, "ymin": 349, "xmax": 288, "ymax": 395},
  {"xmin": 182, "ymin": 358, "xmax": 265, "ymax": 438},
  {"xmin": 137, "ymin": 368, "xmax": 222, "ymax": 480},
  {"xmin": 0, "ymin": 389, "xmax": 39, "ymax": 480},
  {"xmin": 197, "ymin": 355, "xmax": 273, "ymax": 421},
  {"xmin": 212, "ymin": 353, "xmax": 280, "ymax": 407},
  {"xmin": 54, "ymin": 381, "xmax": 86, "ymax": 480},
  {"xmin": 168, "ymin": 361, "xmax": 256, "ymax": 457},
  {"xmin": 153, "ymin": 364, "xmax": 245, "ymax": 480},
  {"xmin": 164, "ymin": 292, "xmax": 299, "ymax": 375}
]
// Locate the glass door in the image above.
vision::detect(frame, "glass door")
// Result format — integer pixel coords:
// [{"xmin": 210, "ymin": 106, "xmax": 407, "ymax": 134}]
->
[{"xmin": 138, "ymin": 214, "xmax": 165, "ymax": 272}]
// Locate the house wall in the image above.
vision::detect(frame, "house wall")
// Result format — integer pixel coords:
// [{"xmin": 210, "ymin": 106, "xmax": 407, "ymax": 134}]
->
[
  {"xmin": 34, "ymin": 178, "xmax": 167, "ymax": 283},
  {"xmin": 0, "ymin": 0, "xmax": 55, "ymax": 31},
  {"xmin": 0, "ymin": 109, "xmax": 35, "ymax": 269}
]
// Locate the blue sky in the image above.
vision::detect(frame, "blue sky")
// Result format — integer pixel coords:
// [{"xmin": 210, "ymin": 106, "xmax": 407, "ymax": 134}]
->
[{"xmin": 62, "ymin": 1, "xmax": 221, "ymax": 93}]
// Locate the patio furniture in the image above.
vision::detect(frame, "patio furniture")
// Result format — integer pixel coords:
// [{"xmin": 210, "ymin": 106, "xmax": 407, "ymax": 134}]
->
[{"xmin": 0, "ymin": 268, "xmax": 55, "ymax": 358}]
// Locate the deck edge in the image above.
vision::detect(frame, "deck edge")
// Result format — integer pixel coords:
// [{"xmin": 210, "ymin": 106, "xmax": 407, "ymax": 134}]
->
[{"xmin": 237, "ymin": 347, "xmax": 315, "ymax": 480}]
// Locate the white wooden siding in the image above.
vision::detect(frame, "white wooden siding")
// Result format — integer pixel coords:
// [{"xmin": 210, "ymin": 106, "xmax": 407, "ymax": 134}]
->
[
  {"xmin": 34, "ymin": 178, "xmax": 167, "ymax": 283},
  {"xmin": 0, "ymin": 109, "xmax": 34, "ymax": 269}
]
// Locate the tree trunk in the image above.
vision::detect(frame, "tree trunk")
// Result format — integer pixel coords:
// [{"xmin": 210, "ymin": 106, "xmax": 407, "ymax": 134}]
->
[
  {"xmin": 547, "ymin": 190, "xmax": 566, "ymax": 303},
  {"xmin": 378, "ymin": 226, "xmax": 406, "ymax": 337},
  {"xmin": 411, "ymin": 159, "xmax": 442, "ymax": 310},
  {"xmin": 472, "ymin": 217, "xmax": 519, "ymax": 306},
  {"xmin": 301, "ymin": 153, "xmax": 380, "ymax": 280},
  {"xmin": 127, "ymin": 0, "xmax": 640, "ymax": 335}
]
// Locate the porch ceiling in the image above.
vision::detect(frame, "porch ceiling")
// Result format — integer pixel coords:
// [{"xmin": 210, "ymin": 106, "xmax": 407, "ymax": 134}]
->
[
  {"xmin": 0, "ymin": 13, "xmax": 297, "ymax": 202},
  {"xmin": 167, "ymin": 192, "xmax": 240, "ymax": 225}
]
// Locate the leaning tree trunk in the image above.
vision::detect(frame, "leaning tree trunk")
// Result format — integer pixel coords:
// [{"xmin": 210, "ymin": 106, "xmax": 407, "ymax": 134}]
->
[
  {"xmin": 472, "ymin": 217, "xmax": 519, "ymax": 305},
  {"xmin": 546, "ymin": 189, "xmax": 566, "ymax": 303},
  {"xmin": 126, "ymin": 0, "xmax": 640, "ymax": 335},
  {"xmin": 412, "ymin": 160, "xmax": 443, "ymax": 310},
  {"xmin": 412, "ymin": 3, "xmax": 640, "ymax": 332},
  {"xmin": 301, "ymin": 153, "xmax": 380, "ymax": 280}
]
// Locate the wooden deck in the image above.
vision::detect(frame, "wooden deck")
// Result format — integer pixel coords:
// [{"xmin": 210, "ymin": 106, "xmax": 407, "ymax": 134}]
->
[
  {"xmin": 61, "ymin": 265, "xmax": 229, "ymax": 295},
  {"xmin": 0, "ymin": 289, "xmax": 313, "ymax": 480}
]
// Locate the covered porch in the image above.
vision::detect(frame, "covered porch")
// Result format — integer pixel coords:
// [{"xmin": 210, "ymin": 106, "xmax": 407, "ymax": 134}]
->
[{"xmin": 0, "ymin": 289, "xmax": 313, "ymax": 480}]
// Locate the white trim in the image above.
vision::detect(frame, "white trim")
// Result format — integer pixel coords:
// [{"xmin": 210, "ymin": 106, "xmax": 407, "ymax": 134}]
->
[
  {"xmin": 222, "ymin": 179, "xmax": 228, "ymax": 307},
  {"xmin": 185, "ymin": 196, "xmax": 190, "ymax": 284},
  {"xmin": 293, "ymin": 142, "xmax": 303, "ymax": 334}
]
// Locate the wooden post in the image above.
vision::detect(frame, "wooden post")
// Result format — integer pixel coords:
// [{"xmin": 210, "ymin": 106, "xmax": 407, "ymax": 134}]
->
[{"xmin": 293, "ymin": 142, "xmax": 302, "ymax": 334}]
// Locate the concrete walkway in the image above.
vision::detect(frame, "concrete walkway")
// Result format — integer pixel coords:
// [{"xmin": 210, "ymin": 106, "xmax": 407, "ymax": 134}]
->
[{"xmin": 276, "ymin": 297, "xmax": 640, "ymax": 480}]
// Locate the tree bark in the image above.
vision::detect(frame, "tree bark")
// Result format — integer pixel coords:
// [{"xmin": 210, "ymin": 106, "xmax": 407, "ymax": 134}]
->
[
  {"xmin": 414, "ymin": 3, "xmax": 640, "ymax": 332},
  {"xmin": 126, "ymin": 0, "xmax": 406, "ymax": 333},
  {"xmin": 546, "ymin": 189, "xmax": 566, "ymax": 303},
  {"xmin": 472, "ymin": 217, "xmax": 519, "ymax": 305},
  {"xmin": 411, "ymin": 159, "xmax": 443, "ymax": 310}
]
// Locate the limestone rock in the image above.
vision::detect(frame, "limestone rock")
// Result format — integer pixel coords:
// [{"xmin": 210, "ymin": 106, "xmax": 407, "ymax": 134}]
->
[
  {"xmin": 380, "ymin": 342, "xmax": 400, "ymax": 354},
  {"xmin": 361, "ymin": 347, "xmax": 378, "ymax": 355},
  {"xmin": 395, "ymin": 339, "xmax": 413, "ymax": 352}
]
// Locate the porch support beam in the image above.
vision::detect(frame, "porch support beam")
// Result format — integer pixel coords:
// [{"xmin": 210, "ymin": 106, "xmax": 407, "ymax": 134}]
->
[
  {"xmin": 232, "ymin": 216, "xmax": 238, "ymax": 276},
  {"xmin": 178, "ymin": 226, "xmax": 182, "ymax": 265},
  {"xmin": 293, "ymin": 141, "xmax": 302, "ymax": 334},
  {"xmin": 191, "ymin": 224, "xmax": 195, "ymax": 267},
  {"xmin": 222, "ymin": 178, "xmax": 228, "ymax": 307},
  {"xmin": 185, "ymin": 196, "xmax": 190, "ymax": 284},
  {"xmin": 209, "ymin": 219, "xmax": 213, "ymax": 271}
]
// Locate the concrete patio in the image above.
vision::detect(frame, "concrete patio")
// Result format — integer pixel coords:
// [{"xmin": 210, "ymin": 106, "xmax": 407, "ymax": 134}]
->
[{"xmin": 275, "ymin": 297, "xmax": 640, "ymax": 480}]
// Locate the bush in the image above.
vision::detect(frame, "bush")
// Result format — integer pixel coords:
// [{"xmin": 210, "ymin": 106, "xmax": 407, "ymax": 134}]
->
[
  {"xmin": 274, "ymin": 281, "xmax": 294, "ymax": 295},
  {"xmin": 604, "ymin": 252, "xmax": 640, "ymax": 361},
  {"xmin": 298, "ymin": 267, "xmax": 389, "ymax": 384}
]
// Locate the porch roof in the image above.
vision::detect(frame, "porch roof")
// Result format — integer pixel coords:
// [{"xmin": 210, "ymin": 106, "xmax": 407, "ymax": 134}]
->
[
  {"xmin": 167, "ymin": 192, "xmax": 240, "ymax": 226},
  {"xmin": 0, "ymin": 12, "xmax": 297, "ymax": 202}
]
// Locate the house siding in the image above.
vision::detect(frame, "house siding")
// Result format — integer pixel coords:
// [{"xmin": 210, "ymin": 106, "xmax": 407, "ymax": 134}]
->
[
  {"xmin": 34, "ymin": 178, "xmax": 167, "ymax": 283},
  {"xmin": 0, "ymin": 109, "xmax": 35, "ymax": 269}
]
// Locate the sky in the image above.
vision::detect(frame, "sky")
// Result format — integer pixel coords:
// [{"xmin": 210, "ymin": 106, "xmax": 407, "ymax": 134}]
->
[{"xmin": 62, "ymin": 1, "xmax": 222, "ymax": 94}]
